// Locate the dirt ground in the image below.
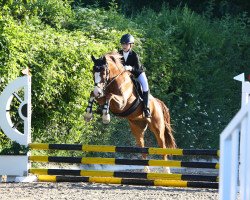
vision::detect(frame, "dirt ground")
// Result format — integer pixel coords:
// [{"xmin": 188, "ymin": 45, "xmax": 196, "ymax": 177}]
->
[{"xmin": 0, "ymin": 182, "xmax": 219, "ymax": 200}]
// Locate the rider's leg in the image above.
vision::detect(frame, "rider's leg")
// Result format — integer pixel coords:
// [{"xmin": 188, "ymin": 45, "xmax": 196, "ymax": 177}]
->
[{"xmin": 138, "ymin": 72, "xmax": 151, "ymax": 118}]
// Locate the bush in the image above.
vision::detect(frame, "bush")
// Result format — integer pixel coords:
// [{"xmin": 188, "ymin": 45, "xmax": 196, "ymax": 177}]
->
[
  {"xmin": 1, "ymin": 3, "xmax": 249, "ymax": 153},
  {"xmin": 134, "ymin": 6, "xmax": 249, "ymax": 148}
]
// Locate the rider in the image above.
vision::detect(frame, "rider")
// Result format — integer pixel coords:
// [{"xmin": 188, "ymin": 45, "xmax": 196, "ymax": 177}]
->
[{"xmin": 119, "ymin": 33, "xmax": 151, "ymax": 118}]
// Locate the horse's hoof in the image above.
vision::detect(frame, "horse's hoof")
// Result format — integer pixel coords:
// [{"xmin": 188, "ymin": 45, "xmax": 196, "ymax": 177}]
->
[
  {"xmin": 84, "ymin": 113, "xmax": 93, "ymax": 122},
  {"xmin": 102, "ymin": 114, "xmax": 110, "ymax": 124},
  {"xmin": 84, "ymin": 116, "xmax": 92, "ymax": 122}
]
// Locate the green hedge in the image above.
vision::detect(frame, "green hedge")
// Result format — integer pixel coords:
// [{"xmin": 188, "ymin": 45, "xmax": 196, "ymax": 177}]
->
[
  {"xmin": 134, "ymin": 7, "xmax": 249, "ymax": 148},
  {"xmin": 0, "ymin": 1, "xmax": 249, "ymax": 153}
]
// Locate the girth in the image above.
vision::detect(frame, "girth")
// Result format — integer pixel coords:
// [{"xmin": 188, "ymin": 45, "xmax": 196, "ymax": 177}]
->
[{"xmin": 111, "ymin": 97, "xmax": 141, "ymax": 117}]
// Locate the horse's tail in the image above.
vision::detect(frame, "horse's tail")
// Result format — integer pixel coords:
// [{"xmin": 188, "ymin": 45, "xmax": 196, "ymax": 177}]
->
[{"xmin": 156, "ymin": 99, "xmax": 176, "ymax": 148}]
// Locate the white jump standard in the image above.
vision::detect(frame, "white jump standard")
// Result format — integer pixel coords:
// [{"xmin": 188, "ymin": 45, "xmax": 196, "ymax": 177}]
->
[{"xmin": 0, "ymin": 74, "xmax": 31, "ymax": 180}]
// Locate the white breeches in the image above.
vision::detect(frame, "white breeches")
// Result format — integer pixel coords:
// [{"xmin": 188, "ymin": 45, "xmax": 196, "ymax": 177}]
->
[{"xmin": 138, "ymin": 72, "xmax": 149, "ymax": 92}]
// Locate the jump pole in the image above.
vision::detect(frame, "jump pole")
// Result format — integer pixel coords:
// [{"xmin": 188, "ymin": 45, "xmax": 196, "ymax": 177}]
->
[{"xmin": 37, "ymin": 175, "xmax": 219, "ymax": 189}]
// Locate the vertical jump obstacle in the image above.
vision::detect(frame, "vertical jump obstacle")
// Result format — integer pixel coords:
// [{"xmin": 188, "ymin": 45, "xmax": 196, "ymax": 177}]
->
[
  {"xmin": 0, "ymin": 73, "xmax": 249, "ymax": 197},
  {"xmin": 28, "ymin": 143, "xmax": 220, "ymax": 189},
  {"xmin": 0, "ymin": 73, "xmax": 220, "ymax": 188}
]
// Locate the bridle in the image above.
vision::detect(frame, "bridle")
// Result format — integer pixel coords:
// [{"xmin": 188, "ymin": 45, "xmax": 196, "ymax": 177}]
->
[
  {"xmin": 94, "ymin": 63, "xmax": 125, "ymax": 93},
  {"xmin": 104, "ymin": 68, "xmax": 125, "ymax": 91},
  {"xmin": 94, "ymin": 64, "xmax": 109, "ymax": 88}
]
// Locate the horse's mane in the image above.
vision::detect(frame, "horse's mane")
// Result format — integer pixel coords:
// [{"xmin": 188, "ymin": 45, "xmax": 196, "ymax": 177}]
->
[{"xmin": 105, "ymin": 52, "xmax": 123, "ymax": 70}]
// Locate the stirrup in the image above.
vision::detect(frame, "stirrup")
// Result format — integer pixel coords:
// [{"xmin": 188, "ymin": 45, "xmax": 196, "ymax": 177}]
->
[{"xmin": 144, "ymin": 108, "xmax": 151, "ymax": 118}]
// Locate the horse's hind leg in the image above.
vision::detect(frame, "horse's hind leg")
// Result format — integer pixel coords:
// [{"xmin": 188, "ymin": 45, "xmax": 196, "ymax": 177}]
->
[
  {"xmin": 148, "ymin": 112, "xmax": 170, "ymax": 173},
  {"xmin": 149, "ymin": 125, "xmax": 171, "ymax": 173},
  {"xmin": 128, "ymin": 120, "xmax": 149, "ymax": 172}
]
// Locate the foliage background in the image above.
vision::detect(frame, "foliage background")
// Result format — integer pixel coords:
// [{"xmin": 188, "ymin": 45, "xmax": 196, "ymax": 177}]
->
[{"xmin": 0, "ymin": 0, "xmax": 249, "ymax": 153}]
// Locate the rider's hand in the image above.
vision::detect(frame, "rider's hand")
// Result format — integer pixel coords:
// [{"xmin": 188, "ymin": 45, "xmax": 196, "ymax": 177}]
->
[{"xmin": 124, "ymin": 65, "xmax": 133, "ymax": 71}]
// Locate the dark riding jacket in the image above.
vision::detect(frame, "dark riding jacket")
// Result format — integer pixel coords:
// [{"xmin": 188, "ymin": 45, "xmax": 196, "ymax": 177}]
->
[{"xmin": 119, "ymin": 50, "xmax": 144, "ymax": 78}]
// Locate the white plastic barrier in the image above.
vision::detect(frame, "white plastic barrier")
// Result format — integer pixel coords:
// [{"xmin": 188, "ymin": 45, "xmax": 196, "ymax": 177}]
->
[
  {"xmin": 0, "ymin": 155, "xmax": 29, "ymax": 177},
  {"xmin": 220, "ymin": 73, "xmax": 250, "ymax": 200}
]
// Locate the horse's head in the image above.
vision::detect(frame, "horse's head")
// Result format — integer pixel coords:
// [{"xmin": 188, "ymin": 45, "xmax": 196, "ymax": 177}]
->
[
  {"xmin": 91, "ymin": 53, "xmax": 123, "ymax": 98},
  {"xmin": 91, "ymin": 55, "xmax": 108, "ymax": 98}
]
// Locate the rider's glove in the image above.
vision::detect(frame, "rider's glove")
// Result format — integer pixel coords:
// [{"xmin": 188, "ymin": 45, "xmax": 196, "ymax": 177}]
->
[{"xmin": 124, "ymin": 65, "xmax": 133, "ymax": 71}]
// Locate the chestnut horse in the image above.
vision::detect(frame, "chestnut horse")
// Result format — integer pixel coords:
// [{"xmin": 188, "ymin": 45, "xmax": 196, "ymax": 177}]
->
[{"xmin": 84, "ymin": 52, "xmax": 176, "ymax": 171}]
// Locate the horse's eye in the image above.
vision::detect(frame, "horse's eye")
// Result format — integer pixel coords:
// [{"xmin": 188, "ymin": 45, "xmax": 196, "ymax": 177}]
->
[{"xmin": 94, "ymin": 66, "xmax": 101, "ymax": 72}]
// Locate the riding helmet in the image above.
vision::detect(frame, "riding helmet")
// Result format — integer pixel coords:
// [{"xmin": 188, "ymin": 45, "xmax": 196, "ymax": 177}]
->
[{"xmin": 120, "ymin": 34, "xmax": 135, "ymax": 44}]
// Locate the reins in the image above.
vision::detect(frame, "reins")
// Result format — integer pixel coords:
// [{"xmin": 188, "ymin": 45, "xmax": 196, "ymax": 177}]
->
[{"xmin": 103, "ymin": 65, "xmax": 125, "ymax": 91}]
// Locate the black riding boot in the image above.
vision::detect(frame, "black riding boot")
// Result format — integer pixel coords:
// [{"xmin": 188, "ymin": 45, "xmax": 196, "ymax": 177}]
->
[{"xmin": 142, "ymin": 91, "xmax": 151, "ymax": 118}]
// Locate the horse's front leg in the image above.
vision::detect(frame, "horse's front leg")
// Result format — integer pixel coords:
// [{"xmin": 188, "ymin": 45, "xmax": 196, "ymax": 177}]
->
[
  {"xmin": 102, "ymin": 98, "xmax": 111, "ymax": 124},
  {"xmin": 84, "ymin": 93, "xmax": 95, "ymax": 122},
  {"xmin": 101, "ymin": 93, "xmax": 126, "ymax": 124}
]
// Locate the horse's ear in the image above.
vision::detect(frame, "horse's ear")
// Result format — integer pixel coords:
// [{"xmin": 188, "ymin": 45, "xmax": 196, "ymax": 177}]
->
[
  {"xmin": 110, "ymin": 56, "xmax": 116, "ymax": 63},
  {"xmin": 91, "ymin": 55, "xmax": 96, "ymax": 62},
  {"xmin": 103, "ymin": 56, "xmax": 107, "ymax": 63}
]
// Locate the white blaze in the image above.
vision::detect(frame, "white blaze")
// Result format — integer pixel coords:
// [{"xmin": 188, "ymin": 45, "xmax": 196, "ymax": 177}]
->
[
  {"xmin": 94, "ymin": 72, "xmax": 101, "ymax": 84},
  {"xmin": 93, "ymin": 72, "xmax": 104, "ymax": 97}
]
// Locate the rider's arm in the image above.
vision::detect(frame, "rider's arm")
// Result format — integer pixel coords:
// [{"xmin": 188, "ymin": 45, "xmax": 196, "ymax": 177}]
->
[{"xmin": 131, "ymin": 52, "xmax": 144, "ymax": 77}]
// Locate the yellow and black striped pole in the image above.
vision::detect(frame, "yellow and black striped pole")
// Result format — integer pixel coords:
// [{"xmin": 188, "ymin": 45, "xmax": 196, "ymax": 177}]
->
[
  {"xmin": 29, "ymin": 168, "xmax": 219, "ymax": 182},
  {"xmin": 29, "ymin": 156, "xmax": 220, "ymax": 169},
  {"xmin": 29, "ymin": 143, "xmax": 220, "ymax": 157},
  {"xmin": 37, "ymin": 175, "xmax": 219, "ymax": 189}
]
